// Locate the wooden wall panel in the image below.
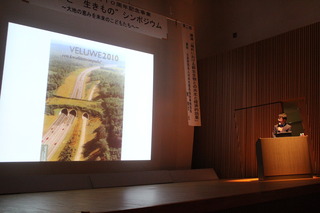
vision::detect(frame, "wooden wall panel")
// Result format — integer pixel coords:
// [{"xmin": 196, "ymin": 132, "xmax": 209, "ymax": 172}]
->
[
  {"xmin": 193, "ymin": 22, "xmax": 320, "ymax": 178},
  {"xmin": 235, "ymin": 103, "xmax": 282, "ymax": 177}
]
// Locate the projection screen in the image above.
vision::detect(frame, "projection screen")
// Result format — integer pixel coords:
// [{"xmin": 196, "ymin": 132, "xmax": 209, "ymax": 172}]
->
[{"xmin": 0, "ymin": 22, "xmax": 154, "ymax": 162}]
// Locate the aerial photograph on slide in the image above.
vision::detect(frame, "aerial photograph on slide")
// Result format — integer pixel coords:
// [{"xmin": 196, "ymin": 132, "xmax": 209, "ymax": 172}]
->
[{"xmin": 41, "ymin": 40, "xmax": 125, "ymax": 162}]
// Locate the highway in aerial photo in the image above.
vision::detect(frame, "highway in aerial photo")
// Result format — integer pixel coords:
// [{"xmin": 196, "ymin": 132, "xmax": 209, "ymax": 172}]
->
[{"xmin": 41, "ymin": 66, "xmax": 100, "ymax": 160}]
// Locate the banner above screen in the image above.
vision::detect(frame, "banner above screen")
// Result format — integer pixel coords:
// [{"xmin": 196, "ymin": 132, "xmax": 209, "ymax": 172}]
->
[{"xmin": 23, "ymin": 0, "xmax": 168, "ymax": 39}]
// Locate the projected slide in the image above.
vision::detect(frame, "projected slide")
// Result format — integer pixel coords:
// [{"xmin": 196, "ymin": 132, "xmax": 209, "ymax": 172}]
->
[{"xmin": 0, "ymin": 23, "xmax": 153, "ymax": 162}]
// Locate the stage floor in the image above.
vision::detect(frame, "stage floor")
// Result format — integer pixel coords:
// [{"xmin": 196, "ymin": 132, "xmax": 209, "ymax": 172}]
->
[{"xmin": 1, "ymin": 177, "xmax": 320, "ymax": 213}]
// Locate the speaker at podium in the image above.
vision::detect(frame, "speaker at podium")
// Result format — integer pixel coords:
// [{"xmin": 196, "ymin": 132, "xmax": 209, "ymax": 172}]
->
[{"xmin": 256, "ymin": 136, "xmax": 313, "ymax": 180}]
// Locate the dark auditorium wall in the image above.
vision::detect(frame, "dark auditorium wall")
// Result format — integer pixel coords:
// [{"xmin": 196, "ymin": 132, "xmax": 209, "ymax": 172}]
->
[
  {"xmin": 192, "ymin": 0, "xmax": 320, "ymax": 179},
  {"xmin": 194, "ymin": 0, "xmax": 320, "ymax": 59},
  {"xmin": 193, "ymin": 21, "xmax": 320, "ymax": 178}
]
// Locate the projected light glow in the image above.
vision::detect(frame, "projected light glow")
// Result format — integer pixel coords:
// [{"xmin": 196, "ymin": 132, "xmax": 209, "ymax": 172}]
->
[{"xmin": 0, "ymin": 22, "xmax": 154, "ymax": 162}]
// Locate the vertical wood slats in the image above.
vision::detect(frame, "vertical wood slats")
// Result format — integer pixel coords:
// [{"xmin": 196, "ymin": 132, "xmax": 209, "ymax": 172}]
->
[{"xmin": 193, "ymin": 22, "xmax": 320, "ymax": 178}]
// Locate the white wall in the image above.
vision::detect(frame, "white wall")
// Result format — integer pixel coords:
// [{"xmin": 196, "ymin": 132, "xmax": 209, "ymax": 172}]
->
[{"xmin": 0, "ymin": 0, "xmax": 194, "ymax": 175}]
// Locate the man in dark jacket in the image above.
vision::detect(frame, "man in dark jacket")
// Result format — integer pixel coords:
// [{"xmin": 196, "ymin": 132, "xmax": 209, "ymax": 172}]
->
[{"xmin": 272, "ymin": 113, "xmax": 292, "ymax": 137}]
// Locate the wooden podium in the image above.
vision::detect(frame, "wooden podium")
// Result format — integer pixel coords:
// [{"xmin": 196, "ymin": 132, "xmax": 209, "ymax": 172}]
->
[{"xmin": 256, "ymin": 136, "xmax": 312, "ymax": 180}]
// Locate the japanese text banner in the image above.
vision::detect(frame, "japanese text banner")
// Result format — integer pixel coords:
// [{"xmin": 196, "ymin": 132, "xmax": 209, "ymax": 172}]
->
[
  {"xmin": 181, "ymin": 23, "xmax": 201, "ymax": 126},
  {"xmin": 24, "ymin": 0, "xmax": 168, "ymax": 39}
]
